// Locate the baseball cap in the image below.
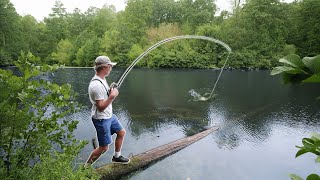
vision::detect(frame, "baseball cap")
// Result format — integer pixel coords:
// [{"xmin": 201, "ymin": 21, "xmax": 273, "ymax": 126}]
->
[{"xmin": 94, "ymin": 56, "xmax": 117, "ymax": 70}]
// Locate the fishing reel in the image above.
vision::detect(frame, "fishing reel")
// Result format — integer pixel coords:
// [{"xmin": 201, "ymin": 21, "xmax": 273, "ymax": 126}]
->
[
  {"xmin": 107, "ymin": 82, "xmax": 119, "ymax": 96},
  {"xmin": 110, "ymin": 82, "xmax": 118, "ymax": 89}
]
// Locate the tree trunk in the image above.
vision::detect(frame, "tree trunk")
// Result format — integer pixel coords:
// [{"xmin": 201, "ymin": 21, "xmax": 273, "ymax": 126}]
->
[{"xmin": 96, "ymin": 126, "xmax": 219, "ymax": 180}]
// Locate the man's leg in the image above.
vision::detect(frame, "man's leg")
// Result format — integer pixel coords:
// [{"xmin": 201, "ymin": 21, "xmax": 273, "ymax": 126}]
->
[
  {"xmin": 115, "ymin": 129, "xmax": 126, "ymax": 152},
  {"xmin": 112, "ymin": 129, "xmax": 130, "ymax": 164},
  {"xmin": 86, "ymin": 145, "xmax": 109, "ymax": 165}
]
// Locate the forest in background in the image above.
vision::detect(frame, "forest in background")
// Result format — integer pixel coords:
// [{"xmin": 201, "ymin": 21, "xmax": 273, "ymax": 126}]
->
[{"xmin": 0, "ymin": 0, "xmax": 319, "ymax": 69}]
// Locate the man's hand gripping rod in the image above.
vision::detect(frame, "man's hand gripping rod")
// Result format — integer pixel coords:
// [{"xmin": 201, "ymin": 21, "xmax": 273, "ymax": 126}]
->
[{"xmin": 107, "ymin": 82, "xmax": 119, "ymax": 96}]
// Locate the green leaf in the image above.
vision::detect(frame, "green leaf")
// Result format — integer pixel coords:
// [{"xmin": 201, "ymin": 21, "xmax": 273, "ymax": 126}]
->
[
  {"xmin": 270, "ymin": 66, "xmax": 303, "ymax": 75},
  {"xmin": 303, "ymin": 55, "xmax": 320, "ymax": 74},
  {"xmin": 296, "ymin": 149, "xmax": 308, "ymax": 158},
  {"xmin": 306, "ymin": 174, "xmax": 320, "ymax": 180},
  {"xmin": 42, "ymin": 64, "xmax": 51, "ymax": 72},
  {"xmin": 310, "ymin": 133, "xmax": 320, "ymax": 140},
  {"xmin": 24, "ymin": 69, "xmax": 31, "ymax": 80},
  {"xmin": 280, "ymin": 54, "xmax": 305, "ymax": 69},
  {"xmin": 51, "ymin": 84, "xmax": 60, "ymax": 92},
  {"xmin": 279, "ymin": 58, "xmax": 298, "ymax": 68},
  {"xmin": 302, "ymin": 138, "xmax": 316, "ymax": 149},
  {"xmin": 63, "ymin": 94, "xmax": 70, "ymax": 100},
  {"xmin": 316, "ymin": 156, "xmax": 320, "ymax": 163},
  {"xmin": 289, "ymin": 174, "xmax": 304, "ymax": 180},
  {"xmin": 52, "ymin": 64, "xmax": 59, "ymax": 70},
  {"xmin": 270, "ymin": 68, "xmax": 282, "ymax": 75},
  {"xmin": 302, "ymin": 74, "xmax": 320, "ymax": 83}
]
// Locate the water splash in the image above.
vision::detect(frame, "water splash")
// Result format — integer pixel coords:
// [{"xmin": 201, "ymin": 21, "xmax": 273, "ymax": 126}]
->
[{"xmin": 112, "ymin": 35, "xmax": 232, "ymax": 101}]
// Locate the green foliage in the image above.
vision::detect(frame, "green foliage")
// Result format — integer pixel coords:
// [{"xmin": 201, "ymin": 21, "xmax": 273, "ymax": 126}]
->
[
  {"xmin": 289, "ymin": 133, "xmax": 320, "ymax": 180},
  {"xmin": 290, "ymin": 174, "xmax": 320, "ymax": 180},
  {"xmin": 75, "ymin": 36, "xmax": 100, "ymax": 67},
  {"xmin": 0, "ymin": 52, "xmax": 94, "ymax": 179},
  {"xmin": 0, "ymin": 48, "xmax": 11, "ymax": 65},
  {"xmin": 122, "ymin": 0, "xmax": 152, "ymax": 42},
  {"xmin": 49, "ymin": 0, "xmax": 67, "ymax": 18},
  {"xmin": 271, "ymin": 55, "xmax": 320, "ymax": 180},
  {"xmin": 270, "ymin": 54, "xmax": 320, "ymax": 84},
  {"xmin": 178, "ymin": 0, "xmax": 217, "ymax": 29},
  {"xmin": 148, "ymin": 0, "xmax": 179, "ymax": 26},
  {"xmin": 292, "ymin": 0, "xmax": 320, "ymax": 57},
  {"xmin": 295, "ymin": 133, "xmax": 320, "ymax": 158},
  {"xmin": 100, "ymin": 28, "xmax": 132, "ymax": 66},
  {"xmin": 1, "ymin": 0, "xmax": 320, "ymax": 68},
  {"xmin": 0, "ymin": 0, "xmax": 22, "ymax": 62},
  {"xmin": 146, "ymin": 23, "xmax": 182, "ymax": 43},
  {"xmin": 227, "ymin": 50, "xmax": 257, "ymax": 69},
  {"xmin": 87, "ymin": 5, "xmax": 117, "ymax": 37},
  {"xmin": 22, "ymin": 145, "xmax": 99, "ymax": 180},
  {"xmin": 303, "ymin": 56, "xmax": 320, "ymax": 74},
  {"xmin": 19, "ymin": 15, "xmax": 41, "ymax": 54},
  {"xmin": 128, "ymin": 44, "xmax": 144, "ymax": 65},
  {"xmin": 50, "ymin": 39, "xmax": 74, "ymax": 65},
  {"xmin": 282, "ymin": 44, "xmax": 297, "ymax": 56},
  {"xmin": 66, "ymin": 9, "xmax": 89, "ymax": 39}
]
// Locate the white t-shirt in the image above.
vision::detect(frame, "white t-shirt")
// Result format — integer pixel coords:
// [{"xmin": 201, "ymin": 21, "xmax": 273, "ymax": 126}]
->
[{"xmin": 88, "ymin": 75, "xmax": 113, "ymax": 119}]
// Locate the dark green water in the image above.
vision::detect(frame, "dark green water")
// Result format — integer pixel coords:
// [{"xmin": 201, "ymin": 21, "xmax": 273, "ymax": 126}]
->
[{"xmin": 52, "ymin": 68, "xmax": 320, "ymax": 180}]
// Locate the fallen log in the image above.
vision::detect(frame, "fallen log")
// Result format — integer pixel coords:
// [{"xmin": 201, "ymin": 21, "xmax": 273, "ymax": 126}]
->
[{"xmin": 96, "ymin": 126, "xmax": 219, "ymax": 180}]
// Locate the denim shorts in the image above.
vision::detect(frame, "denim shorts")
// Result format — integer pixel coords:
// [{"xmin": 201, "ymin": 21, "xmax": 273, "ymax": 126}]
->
[{"xmin": 92, "ymin": 114, "xmax": 123, "ymax": 146}]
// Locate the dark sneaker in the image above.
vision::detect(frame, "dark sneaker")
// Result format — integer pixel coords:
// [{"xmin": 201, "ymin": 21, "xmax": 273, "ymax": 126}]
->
[{"xmin": 112, "ymin": 155, "xmax": 130, "ymax": 164}]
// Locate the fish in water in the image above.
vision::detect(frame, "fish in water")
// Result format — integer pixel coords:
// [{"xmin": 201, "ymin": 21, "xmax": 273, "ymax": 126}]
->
[{"xmin": 189, "ymin": 89, "xmax": 211, "ymax": 101}]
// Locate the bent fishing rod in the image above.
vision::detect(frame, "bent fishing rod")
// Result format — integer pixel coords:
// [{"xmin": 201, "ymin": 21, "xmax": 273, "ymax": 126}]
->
[{"xmin": 108, "ymin": 35, "xmax": 232, "ymax": 98}]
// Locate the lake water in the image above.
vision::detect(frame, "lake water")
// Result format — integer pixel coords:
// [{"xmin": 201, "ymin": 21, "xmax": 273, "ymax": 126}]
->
[{"xmin": 52, "ymin": 68, "xmax": 320, "ymax": 180}]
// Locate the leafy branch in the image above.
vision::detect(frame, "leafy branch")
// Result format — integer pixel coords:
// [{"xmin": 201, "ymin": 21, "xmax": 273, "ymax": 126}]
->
[
  {"xmin": 271, "ymin": 54, "xmax": 320, "ymax": 180},
  {"xmin": 0, "ymin": 52, "xmax": 95, "ymax": 179},
  {"xmin": 271, "ymin": 54, "xmax": 320, "ymax": 84},
  {"xmin": 289, "ymin": 133, "xmax": 320, "ymax": 180}
]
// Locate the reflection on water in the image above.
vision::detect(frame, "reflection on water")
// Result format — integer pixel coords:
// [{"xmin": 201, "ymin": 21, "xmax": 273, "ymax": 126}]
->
[{"xmin": 50, "ymin": 68, "xmax": 320, "ymax": 180}]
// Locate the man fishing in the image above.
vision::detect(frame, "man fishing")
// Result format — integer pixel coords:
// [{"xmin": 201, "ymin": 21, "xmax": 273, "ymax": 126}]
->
[{"xmin": 85, "ymin": 55, "xmax": 130, "ymax": 167}]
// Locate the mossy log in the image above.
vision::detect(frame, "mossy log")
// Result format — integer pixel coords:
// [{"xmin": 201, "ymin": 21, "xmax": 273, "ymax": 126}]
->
[{"xmin": 96, "ymin": 126, "xmax": 219, "ymax": 180}]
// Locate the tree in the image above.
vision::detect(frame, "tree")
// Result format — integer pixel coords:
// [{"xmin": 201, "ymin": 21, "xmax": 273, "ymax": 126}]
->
[
  {"xmin": 99, "ymin": 14, "xmax": 132, "ymax": 66},
  {"xmin": 177, "ymin": 0, "xmax": 217, "ymax": 32},
  {"xmin": 49, "ymin": 0, "xmax": 67, "ymax": 18},
  {"xmin": 72, "ymin": 30, "xmax": 100, "ymax": 66},
  {"xmin": 148, "ymin": 0, "xmax": 178, "ymax": 27},
  {"xmin": 218, "ymin": 0, "xmax": 289, "ymax": 69},
  {"xmin": 50, "ymin": 39, "xmax": 74, "ymax": 65},
  {"xmin": 294, "ymin": 0, "xmax": 320, "ymax": 57},
  {"xmin": 42, "ymin": 0, "xmax": 69, "ymax": 62},
  {"xmin": 3, "ymin": 0, "xmax": 317, "ymax": 70},
  {"xmin": 19, "ymin": 15, "xmax": 40, "ymax": 54},
  {"xmin": 87, "ymin": 5, "xmax": 117, "ymax": 37},
  {"xmin": 121, "ymin": 0, "xmax": 153, "ymax": 43},
  {"xmin": 0, "ymin": 0, "xmax": 22, "ymax": 63},
  {"xmin": 241, "ymin": 0, "xmax": 287, "ymax": 55},
  {"xmin": 66, "ymin": 8, "xmax": 89, "ymax": 40},
  {"xmin": 75, "ymin": 36, "xmax": 100, "ymax": 66},
  {"xmin": 46, "ymin": 0, "xmax": 68, "ymax": 40},
  {"xmin": 146, "ymin": 23, "xmax": 182, "ymax": 43},
  {"xmin": 195, "ymin": 24, "xmax": 224, "ymax": 67},
  {"xmin": 128, "ymin": 44, "xmax": 144, "ymax": 65}
]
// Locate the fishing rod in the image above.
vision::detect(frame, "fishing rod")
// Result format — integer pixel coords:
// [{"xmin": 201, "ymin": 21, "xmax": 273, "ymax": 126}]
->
[{"xmin": 109, "ymin": 35, "xmax": 232, "ymax": 99}]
